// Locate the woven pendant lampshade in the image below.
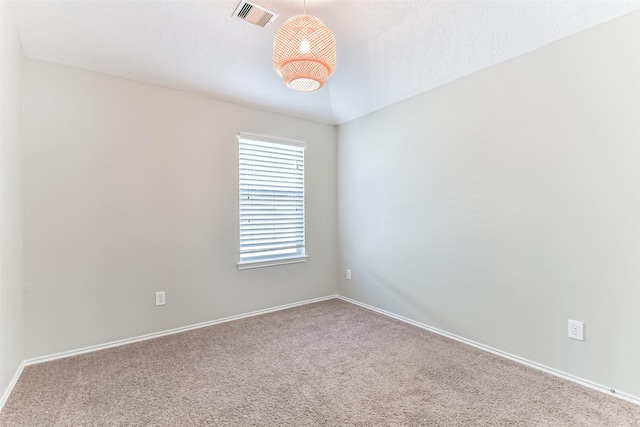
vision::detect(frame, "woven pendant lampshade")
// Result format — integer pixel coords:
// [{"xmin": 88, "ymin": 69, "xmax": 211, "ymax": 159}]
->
[{"xmin": 273, "ymin": 14, "xmax": 336, "ymax": 92}]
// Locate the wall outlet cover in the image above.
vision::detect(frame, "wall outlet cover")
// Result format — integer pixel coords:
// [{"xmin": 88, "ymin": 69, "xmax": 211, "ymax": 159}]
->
[
  {"xmin": 156, "ymin": 291, "xmax": 166, "ymax": 306},
  {"xmin": 568, "ymin": 319, "xmax": 584, "ymax": 341}
]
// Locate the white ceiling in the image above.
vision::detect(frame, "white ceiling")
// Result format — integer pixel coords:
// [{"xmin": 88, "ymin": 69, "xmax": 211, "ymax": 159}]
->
[{"xmin": 10, "ymin": 1, "xmax": 640, "ymax": 125}]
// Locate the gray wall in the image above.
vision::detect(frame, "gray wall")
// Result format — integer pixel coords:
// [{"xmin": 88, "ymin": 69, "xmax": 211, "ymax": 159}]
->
[
  {"xmin": 337, "ymin": 11, "xmax": 640, "ymax": 397},
  {"xmin": 23, "ymin": 59, "xmax": 337, "ymax": 359},
  {"xmin": 0, "ymin": 1, "xmax": 24, "ymax": 399}
]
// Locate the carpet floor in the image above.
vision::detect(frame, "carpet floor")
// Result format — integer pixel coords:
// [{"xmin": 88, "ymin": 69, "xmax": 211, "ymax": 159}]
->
[{"xmin": 1, "ymin": 299, "xmax": 639, "ymax": 426}]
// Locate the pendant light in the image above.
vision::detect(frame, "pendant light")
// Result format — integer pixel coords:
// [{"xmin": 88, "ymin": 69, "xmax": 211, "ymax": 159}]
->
[{"xmin": 273, "ymin": 0, "xmax": 336, "ymax": 92}]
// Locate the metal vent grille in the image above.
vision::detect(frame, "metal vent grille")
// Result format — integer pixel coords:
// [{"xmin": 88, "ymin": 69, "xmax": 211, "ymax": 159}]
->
[{"xmin": 233, "ymin": 1, "xmax": 278, "ymax": 27}]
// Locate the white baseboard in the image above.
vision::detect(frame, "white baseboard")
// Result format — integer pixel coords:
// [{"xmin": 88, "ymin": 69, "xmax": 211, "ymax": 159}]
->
[
  {"xmin": 337, "ymin": 295, "xmax": 640, "ymax": 407},
  {"xmin": 1, "ymin": 294, "xmax": 337, "ymax": 412},
  {"xmin": 24, "ymin": 294, "xmax": 338, "ymax": 367},
  {"xmin": 5, "ymin": 293, "xmax": 637, "ymax": 413},
  {"xmin": 0, "ymin": 360, "xmax": 26, "ymax": 413},
  {"xmin": 0, "ymin": 294, "xmax": 336, "ymax": 412}
]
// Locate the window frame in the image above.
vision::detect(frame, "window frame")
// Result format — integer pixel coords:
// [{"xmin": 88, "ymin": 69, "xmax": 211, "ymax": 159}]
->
[{"xmin": 237, "ymin": 132, "xmax": 308, "ymax": 270}]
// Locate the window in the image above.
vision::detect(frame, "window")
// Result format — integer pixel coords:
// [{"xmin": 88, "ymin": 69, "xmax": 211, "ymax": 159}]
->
[{"xmin": 238, "ymin": 133, "xmax": 307, "ymax": 269}]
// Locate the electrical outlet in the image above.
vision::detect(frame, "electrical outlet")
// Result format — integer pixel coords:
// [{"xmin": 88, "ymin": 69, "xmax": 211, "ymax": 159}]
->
[
  {"xmin": 568, "ymin": 319, "xmax": 584, "ymax": 341},
  {"xmin": 346, "ymin": 269, "xmax": 351, "ymax": 280},
  {"xmin": 156, "ymin": 291, "xmax": 166, "ymax": 306}
]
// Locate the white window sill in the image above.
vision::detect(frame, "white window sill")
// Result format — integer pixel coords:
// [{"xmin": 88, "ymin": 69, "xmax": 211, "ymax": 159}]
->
[{"xmin": 237, "ymin": 255, "xmax": 309, "ymax": 270}]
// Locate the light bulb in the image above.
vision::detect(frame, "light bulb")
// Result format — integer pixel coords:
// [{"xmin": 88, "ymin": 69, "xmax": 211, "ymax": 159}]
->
[{"xmin": 300, "ymin": 38, "xmax": 310, "ymax": 54}]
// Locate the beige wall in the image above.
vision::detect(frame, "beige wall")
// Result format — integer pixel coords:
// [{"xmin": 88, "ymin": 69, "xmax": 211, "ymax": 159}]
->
[
  {"xmin": 0, "ymin": 1, "xmax": 24, "ymax": 399},
  {"xmin": 337, "ymin": 11, "xmax": 640, "ymax": 397},
  {"xmin": 23, "ymin": 59, "xmax": 337, "ymax": 359}
]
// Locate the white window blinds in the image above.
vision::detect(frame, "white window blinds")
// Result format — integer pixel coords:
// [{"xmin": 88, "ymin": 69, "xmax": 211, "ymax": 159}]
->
[{"xmin": 239, "ymin": 134, "xmax": 306, "ymax": 266}]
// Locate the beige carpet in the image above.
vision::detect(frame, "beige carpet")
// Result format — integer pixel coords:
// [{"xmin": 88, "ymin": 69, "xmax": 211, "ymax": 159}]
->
[{"xmin": 1, "ymin": 299, "xmax": 639, "ymax": 426}]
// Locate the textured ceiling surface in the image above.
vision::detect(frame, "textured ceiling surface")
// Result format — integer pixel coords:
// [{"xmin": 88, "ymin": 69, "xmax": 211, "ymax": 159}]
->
[{"xmin": 10, "ymin": 1, "xmax": 640, "ymax": 124}]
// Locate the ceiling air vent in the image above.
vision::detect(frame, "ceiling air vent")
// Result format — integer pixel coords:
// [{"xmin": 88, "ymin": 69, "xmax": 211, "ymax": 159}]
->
[{"xmin": 233, "ymin": 1, "xmax": 278, "ymax": 27}]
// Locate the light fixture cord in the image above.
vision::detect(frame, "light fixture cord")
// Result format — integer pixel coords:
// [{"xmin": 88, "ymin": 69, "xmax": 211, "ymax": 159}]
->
[{"xmin": 303, "ymin": 0, "xmax": 306, "ymax": 15}]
